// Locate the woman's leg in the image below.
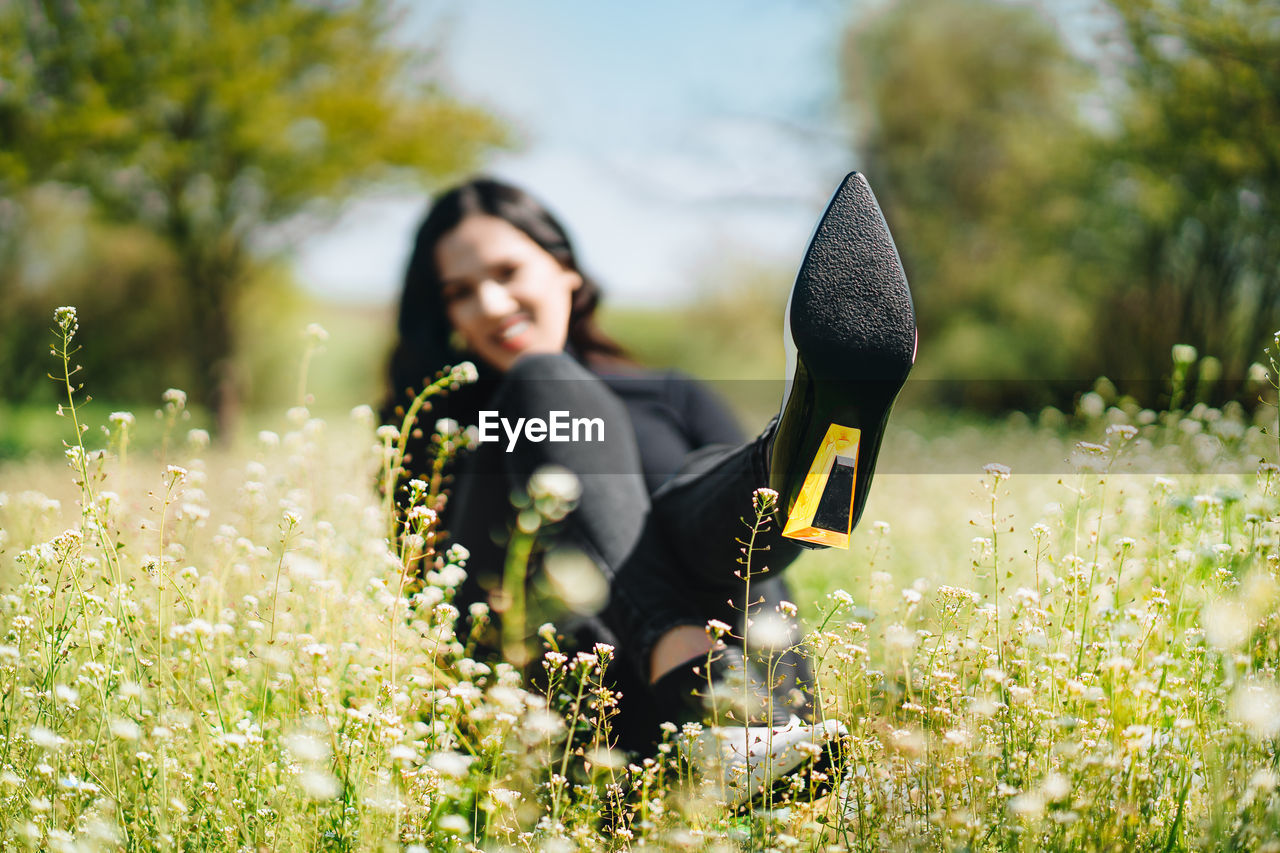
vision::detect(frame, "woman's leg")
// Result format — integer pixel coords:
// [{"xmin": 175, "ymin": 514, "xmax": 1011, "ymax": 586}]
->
[
  {"xmin": 651, "ymin": 415, "xmax": 805, "ymax": 592},
  {"xmin": 447, "ymin": 352, "xmax": 649, "ymax": 581},
  {"xmin": 444, "ymin": 353, "xmax": 808, "ymax": 691},
  {"xmin": 445, "ymin": 352, "xmax": 707, "ymax": 656},
  {"xmin": 618, "ymin": 172, "xmax": 917, "ymax": 684},
  {"xmin": 605, "ymin": 416, "xmax": 818, "ymax": 685},
  {"xmin": 692, "ymin": 570, "xmax": 817, "ymax": 719}
]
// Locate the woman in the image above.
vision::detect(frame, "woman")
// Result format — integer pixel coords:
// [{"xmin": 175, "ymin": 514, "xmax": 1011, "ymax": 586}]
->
[{"xmin": 381, "ymin": 175, "xmax": 916, "ymax": 790}]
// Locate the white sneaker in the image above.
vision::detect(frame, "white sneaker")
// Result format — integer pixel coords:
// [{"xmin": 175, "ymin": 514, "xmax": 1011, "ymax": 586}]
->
[{"xmin": 681, "ymin": 716, "xmax": 847, "ymax": 806}]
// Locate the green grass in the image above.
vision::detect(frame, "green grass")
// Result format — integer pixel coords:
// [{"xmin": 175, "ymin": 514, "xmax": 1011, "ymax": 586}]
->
[
  {"xmin": 4, "ymin": 311, "xmax": 1280, "ymax": 850},
  {"xmin": 2, "ymin": 295, "xmax": 772, "ymax": 461}
]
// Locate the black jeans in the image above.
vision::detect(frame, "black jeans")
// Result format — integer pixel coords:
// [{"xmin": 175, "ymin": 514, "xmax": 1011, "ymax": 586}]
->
[{"xmin": 446, "ymin": 353, "xmax": 813, "ymax": 746}]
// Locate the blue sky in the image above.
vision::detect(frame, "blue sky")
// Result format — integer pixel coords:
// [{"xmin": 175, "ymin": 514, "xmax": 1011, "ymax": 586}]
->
[{"xmin": 293, "ymin": 0, "xmax": 861, "ymax": 306}]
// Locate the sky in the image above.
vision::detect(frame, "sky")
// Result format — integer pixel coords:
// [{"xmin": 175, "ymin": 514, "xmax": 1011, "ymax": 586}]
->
[{"xmin": 292, "ymin": 0, "xmax": 861, "ymax": 307}]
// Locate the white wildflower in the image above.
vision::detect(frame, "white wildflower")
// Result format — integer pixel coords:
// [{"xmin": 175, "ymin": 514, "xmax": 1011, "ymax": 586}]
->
[
  {"xmin": 885, "ymin": 624, "xmax": 917, "ymax": 651},
  {"xmin": 1233, "ymin": 681, "xmax": 1280, "ymax": 739},
  {"xmin": 983, "ymin": 462, "xmax": 1011, "ymax": 479},
  {"xmin": 298, "ymin": 769, "xmax": 340, "ymax": 800},
  {"xmin": 1205, "ymin": 600, "xmax": 1251, "ymax": 649},
  {"xmin": 438, "ymin": 814, "xmax": 470, "ymax": 834},
  {"xmin": 1078, "ymin": 392, "xmax": 1105, "ymax": 418},
  {"xmin": 1009, "ymin": 792, "xmax": 1044, "ymax": 818},
  {"xmin": 747, "ymin": 612, "xmax": 794, "ymax": 649},
  {"xmin": 1042, "ymin": 772, "xmax": 1071, "ymax": 801},
  {"xmin": 706, "ymin": 618, "xmax": 732, "ymax": 637},
  {"xmin": 284, "ymin": 730, "xmax": 330, "ymax": 763},
  {"xmin": 1106, "ymin": 423, "xmax": 1138, "ymax": 440},
  {"xmin": 528, "ymin": 465, "xmax": 581, "ymax": 507},
  {"xmin": 28, "ymin": 726, "xmax": 64, "ymax": 750},
  {"xmin": 829, "ymin": 589, "xmax": 854, "ymax": 608},
  {"xmin": 938, "ymin": 585, "xmax": 981, "ymax": 606},
  {"xmin": 110, "ymin": 719, "xmax": 141, "ymax": 741},
  {"xmin": 752, "ymin": 487, "xmax": 779, "ymax": 513},
  {"xmin": 428, "ymin": 751, "xmax": 473, "ymax": 779},
  {"xmin": 54, "ymin": 306, "xmax": 78, "ymax": 334},
  {"xmin": 450, "ymin": 361, "xmax": 479, "ymax": 384}
]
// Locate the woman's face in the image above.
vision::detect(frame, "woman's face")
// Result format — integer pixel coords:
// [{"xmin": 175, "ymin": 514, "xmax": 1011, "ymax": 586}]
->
[{"xmin": 436, "ymin": 215, "xmax": 582, "ymax": 373}]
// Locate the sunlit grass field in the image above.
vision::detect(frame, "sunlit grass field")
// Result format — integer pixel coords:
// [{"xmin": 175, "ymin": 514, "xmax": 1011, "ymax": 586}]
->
[{"xmin": 3, "ymin": 310, "xmax": 1280, "ymax": 850}]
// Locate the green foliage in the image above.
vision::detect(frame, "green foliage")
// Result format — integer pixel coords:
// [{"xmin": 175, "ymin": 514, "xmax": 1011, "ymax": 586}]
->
[
  {"xmin": 842, "ymin": 0, "xmax": 1280, "ymax": 413},
  {"xmin": 0, "ymin": 0, "xmax": 506, "ymax": 424},
  {"xmin": 1080, "ymin": 0, "xmax": 1280, "ymax": 404},
  {"xmin": 0, "ymin": 187, "xmax": 199, "ymax": 407},
  {"xmin": 842, "ymin": 0, "xmax": 1096, "ymax": 410},
  {"xmin": 5, "ymin": 312, "xmax": 1280, "ymax": 849},
  {"xmin": 235, "ymin": 284, "xmax": 392, "ymax": 414}
]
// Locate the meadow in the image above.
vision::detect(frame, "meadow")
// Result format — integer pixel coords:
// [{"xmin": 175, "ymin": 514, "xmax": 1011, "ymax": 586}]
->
[{"xmin": 3, "ymin": 308, "xmax": 1280, "ymax": 851}]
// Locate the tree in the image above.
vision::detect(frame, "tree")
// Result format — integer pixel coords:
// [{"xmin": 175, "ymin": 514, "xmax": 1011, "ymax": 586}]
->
[
  {"xmin": 1081, "ymin": 0, "xmax": 1280, "ymax": 403},
  {"xmin": 840, "ymin": 0, "xmax": 1097, "ymax": 410},
  {"xmin": 0, "ymin": 1, "xmax": 506, "ymax": 428},
  {"xmin": 841, "ymin": 0, "xmax": 1280, "ymax": 412},
  {"xmin": 0, "ymin": 187, "xmax": 203, "ymax": 409}
]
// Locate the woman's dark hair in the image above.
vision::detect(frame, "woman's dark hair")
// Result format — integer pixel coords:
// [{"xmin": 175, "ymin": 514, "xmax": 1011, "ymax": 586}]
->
[{"xmin": 380, "ymin": 177, "xmax": 630, "ymax": 466}]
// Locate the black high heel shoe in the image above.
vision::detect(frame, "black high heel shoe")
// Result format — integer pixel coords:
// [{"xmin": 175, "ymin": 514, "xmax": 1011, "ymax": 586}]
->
[{"xmin": 770, "ymin": 172, "xmax": 916, "ymax": 549}]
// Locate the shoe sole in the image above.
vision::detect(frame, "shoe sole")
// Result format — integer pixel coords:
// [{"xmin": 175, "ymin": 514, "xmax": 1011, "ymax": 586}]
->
[{"xmin": 773, "ymin": 172, "xmax": 916, "ymax": 549}]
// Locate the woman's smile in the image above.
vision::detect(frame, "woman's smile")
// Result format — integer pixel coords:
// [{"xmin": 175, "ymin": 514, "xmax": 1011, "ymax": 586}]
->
[
  {"xmin": 495, "ymin": 315, "xmax": 534, "ymax": 350},
  {"xmin": 436, "ymin": 215, "xmax": 582, "ymax": 372}
]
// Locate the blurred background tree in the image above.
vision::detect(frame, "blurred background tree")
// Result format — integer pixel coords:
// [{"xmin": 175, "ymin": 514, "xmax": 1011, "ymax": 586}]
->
[
  {"xmin": 0, "ymin": 0, "xmax": 506, "ymax": 431},
  {"xmin": 2, "ymin": 0, "xmax": 1276, "ymax": 448},
  {"xmin": 1079, "ymin": 0, "xmax": 1280, "ymax": 406},
  {"xmin": 0, "ymin": 187, "xmax": 197, "ymax": 408},
  {"xmin": 841, "ymin": 0, "xmax": 1279, "ymax": 412},
  {"xmin": 842, "ymin": 0, "xmax": 1100, "ymax": 411}
]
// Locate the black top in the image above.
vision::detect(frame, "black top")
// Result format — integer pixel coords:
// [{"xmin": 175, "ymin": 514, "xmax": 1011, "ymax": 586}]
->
[{"xmin": 406, "ymin": 361, "xmax": 747, "ymax": 572}]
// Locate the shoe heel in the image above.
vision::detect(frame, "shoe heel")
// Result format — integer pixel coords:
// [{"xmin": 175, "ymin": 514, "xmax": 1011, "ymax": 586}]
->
[{"xmin": 781, "ymin": 423, "xmax": 860, "ymax": 549}]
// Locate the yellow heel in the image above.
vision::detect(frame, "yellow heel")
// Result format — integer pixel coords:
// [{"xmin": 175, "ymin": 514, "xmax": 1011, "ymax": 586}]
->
[{"xmin": 781, "ymin": 424, "xmax": 861, "ymax": 549}]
